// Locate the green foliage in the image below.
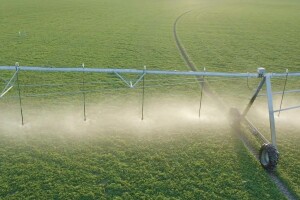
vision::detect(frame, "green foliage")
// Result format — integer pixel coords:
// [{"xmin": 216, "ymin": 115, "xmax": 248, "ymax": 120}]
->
[
  {"xmin": 276, "ymin": 125, "xmax": 300, "ymax": 197},
  {"xmin": 179, "ymin": 0, "xmax": 300, "ymax": 73},
  {"xmin": 0, "ymin": 0, "xmax": 299, "ymax": 199},
  {"xmin": 0, "ymin": 0, "xmax": 186, "ymax": 68},
  {"xmin": 0, "ymin": 128, "xmax": 286, "ymax": 199}
]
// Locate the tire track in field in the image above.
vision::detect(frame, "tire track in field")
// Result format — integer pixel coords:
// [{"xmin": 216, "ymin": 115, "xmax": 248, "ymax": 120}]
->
[
  {"xmin": 173, "ymin": 10, "xmax": 196, "ymax": 71},
  {"xmin": 236, "ymin": 127, "xmax": 298, "ymax": 200},
  {"xmin": 173, "ymin": 10, "xmax": 298, "ymax": 200},
  {"xmin": 173, "ymin": 10, "xmax": 212, "ymax": 96}
]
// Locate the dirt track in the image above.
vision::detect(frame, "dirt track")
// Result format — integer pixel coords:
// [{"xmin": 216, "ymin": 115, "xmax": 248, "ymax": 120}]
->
[{"xmin": 173, "ymin": 10, "xmax": 297, "ymax": 200}]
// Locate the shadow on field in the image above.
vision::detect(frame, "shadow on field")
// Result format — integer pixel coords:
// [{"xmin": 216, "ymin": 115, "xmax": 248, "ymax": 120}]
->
[{"xmin": 230, "ymin": 115, "xmax": 299, "ymax": 200}]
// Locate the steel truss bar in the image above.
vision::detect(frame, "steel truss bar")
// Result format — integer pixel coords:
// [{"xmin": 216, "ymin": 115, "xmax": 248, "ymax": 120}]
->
[
  {"xmin": 1, "ymin": 65, "xmax": 299, "ymax": 148},
  {"xmin": 265, "ymin": 75, "xmax": 277, "ymax": 147},
  {"xmin": 0, "ymin": 66, "xmax": 260, "ymax": 78},
  {"xmin": 241, "ymin": 74, "xmax": 278, "ymax": 147},
  {"xmin": 273, "ymin": 105, "xmax": 300, "ymax": 113},
  {"xmin": 114, "ymin": 72, "xmax": 146, "ymax": 88},
  {"xmin": 242, "ymin": 77, "xmax": 266, "ymax": 116},
  {"xmin": 0, "ymin": 70, "xmax": 19, "ymax": 98},
  {"xmin": 244, "ymin": 117, "xmax": 269, "ymax": 144},
  {"xmin": 277, "ymin": 70, "xmax": 289, "ymax": 117},
  {"xmin": 114, "ymin": 72, "xmax": 132, "ymax": 87},
  {"xmin": 1, "ymin": 66, "xmax": 299, "ymax": 78},
  {"xmin": 258, "ymin": 89, "xmax": 300, "ymax": 97},
  {"xmin": 132, "ymin": 73, "xmax": 146, "ymax": 88},
  {"xmin": 271, "ymin": 72, "xmax": 300, "ymax": 77}
]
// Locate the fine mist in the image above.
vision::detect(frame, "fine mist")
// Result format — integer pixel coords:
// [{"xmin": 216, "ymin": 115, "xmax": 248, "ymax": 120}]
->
[{"xmin": 0, "ymin": 97, "xmax": 229, "ymax": 136}]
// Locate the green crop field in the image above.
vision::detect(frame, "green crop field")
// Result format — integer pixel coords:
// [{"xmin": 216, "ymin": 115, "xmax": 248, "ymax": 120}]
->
[{"xmin": 0, "ymin": 0, "xmax": 299, "ymax": 199}]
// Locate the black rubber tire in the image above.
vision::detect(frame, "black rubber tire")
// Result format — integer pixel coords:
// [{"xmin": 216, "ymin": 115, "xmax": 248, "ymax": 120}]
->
[{"xmin": 259, "ymin": 143, "xmax": 279, "ymax": 171}]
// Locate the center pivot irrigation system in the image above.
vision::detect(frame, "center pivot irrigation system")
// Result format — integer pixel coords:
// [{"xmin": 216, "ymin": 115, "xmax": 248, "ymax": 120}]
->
[{"xmin": 1, "ymin": 63, "xmax": 300, "ymax": 170}]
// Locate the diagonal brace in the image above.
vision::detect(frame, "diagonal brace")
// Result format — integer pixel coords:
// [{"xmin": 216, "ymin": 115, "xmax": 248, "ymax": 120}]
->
[
  {"xmin": 0, "ymin": 69, "xmax": 19, "ymax": 98},
  {"xmin": 132, "ymin": 73, "xmax": 146, "ymax": 88},
  {"xmin": 242, "ymin": 77, "xmax": 266, "ymax": 117},
  {"xmin": 273, "ymin": 105, "xmax": 300, "ymax": 113},
  {"xmin": 114, "ymin": 72, "xmax": 146, "ymax": 88},
  {"xmin": 115, "ymin": 72, "xmax": 131, "ymax": 87}
]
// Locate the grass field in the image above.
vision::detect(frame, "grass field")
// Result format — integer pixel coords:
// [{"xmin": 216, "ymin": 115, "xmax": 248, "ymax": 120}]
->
[
  {"xmin": 0, "ymin": 0, "xmax": 300, "ymax": 199},
  {"xmin": 0, "ymin": 125, "xmax": 287, "ymax": 199}
]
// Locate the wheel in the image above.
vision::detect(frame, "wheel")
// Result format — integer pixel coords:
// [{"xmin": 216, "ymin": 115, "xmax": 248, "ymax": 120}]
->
[{"xmin": 259, "ymin": 143, "xmax": 279, "ymax": 171}]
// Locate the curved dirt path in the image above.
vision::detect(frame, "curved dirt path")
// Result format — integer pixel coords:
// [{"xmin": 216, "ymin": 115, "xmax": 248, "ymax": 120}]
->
[
  {"xmin": 173, "ymin": 10, "xmax": 196, "ymax": 71},
  {"xmin": 173, "ymin": 10, "xmax": 298, "ymax": 200},
  {"xmin": 173, "ymin": 10, "xmax": 212, "ymax": 95}
]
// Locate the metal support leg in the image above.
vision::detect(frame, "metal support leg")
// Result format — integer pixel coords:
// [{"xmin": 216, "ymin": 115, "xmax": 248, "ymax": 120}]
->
[
  {"xmin": 82, "ymin": 63, "xmax": 87, "ymax": 121},
  {"xmin": 15, "ymin": 64, "xmax": 24, "ymax": 126},
  {"xmin": 265, "ymin": 75, "xmax": 276, "ymax": 147}
]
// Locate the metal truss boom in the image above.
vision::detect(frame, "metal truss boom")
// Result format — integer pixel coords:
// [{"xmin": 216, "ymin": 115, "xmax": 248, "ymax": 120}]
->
[
  {"xmin": 1, "ymin": 65, "xmax": 300, "ymax": 148},
  {"xmin": 0, "ymin": 66, "xmax": 263, "ymax": 78}
]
